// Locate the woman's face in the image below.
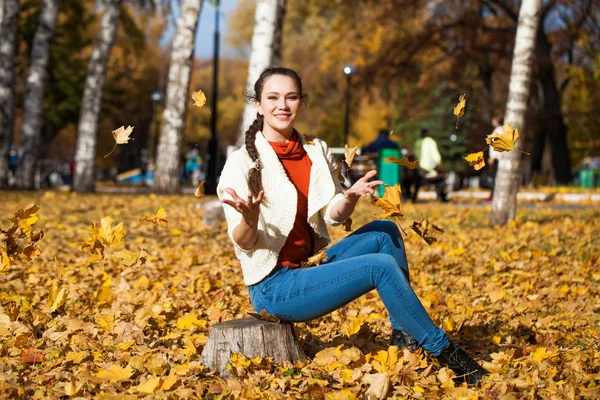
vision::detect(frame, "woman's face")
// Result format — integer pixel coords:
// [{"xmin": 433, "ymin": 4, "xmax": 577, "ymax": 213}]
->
[{"xmin": 257, "ymin": 75, "xmax": 301, "ymax": 137}]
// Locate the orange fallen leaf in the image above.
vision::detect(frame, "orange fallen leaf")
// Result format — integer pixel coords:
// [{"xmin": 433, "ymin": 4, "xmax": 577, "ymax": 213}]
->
[
  {"xmin": 21, "ymin": 347, "xmax": 45, "ymax": 364},
  {"xmin": 463, "ymin": 151, "xmax": 485, "ymax": 170}
]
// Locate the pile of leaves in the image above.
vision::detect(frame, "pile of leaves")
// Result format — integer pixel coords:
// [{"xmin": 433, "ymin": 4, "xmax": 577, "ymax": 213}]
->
[{"xmin": 0, "ymin": 191, "xmax": 599, "ymax": 399}]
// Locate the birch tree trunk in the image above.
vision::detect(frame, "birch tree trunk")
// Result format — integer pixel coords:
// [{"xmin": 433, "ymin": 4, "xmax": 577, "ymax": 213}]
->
[
  {"xmin": 489, "ymin": 0, "xmax": 542, "ymax": 226},
  {"xmin": 153, "ymin": 0, "xmax": 203, "ymax": 193},
  {"xmin": 236, "ymin": 0, "xmax": 287, "ymax": 148},
  {"xmin": 73, "ymin": 0, "xmax": 122, "ymax": 192},
  {"xmin": 0, "ymin": 0, "xmax": 19, "ymax": 188},
  {"xmin": 16, "ymin": 0, "xmax": 61, "ymax": 189}
]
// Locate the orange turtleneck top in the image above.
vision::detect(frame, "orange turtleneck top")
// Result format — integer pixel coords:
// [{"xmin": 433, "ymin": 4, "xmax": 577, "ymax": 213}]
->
[{"xmin": 268, "ymin": 131, "xmax": 313, "ymax": 267}]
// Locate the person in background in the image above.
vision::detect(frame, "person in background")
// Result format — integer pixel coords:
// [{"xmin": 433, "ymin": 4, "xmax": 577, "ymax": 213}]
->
[
  {"xmin": 414, "ymin": 128, "xmax": 447, "ymax": 202},
  {"xmin": 361, "ymin": 129, "xmax": 398, "ymax": 155},
  {"xmin": 401, "ymin": 151, "xmax": 421, "ymax": 203}
]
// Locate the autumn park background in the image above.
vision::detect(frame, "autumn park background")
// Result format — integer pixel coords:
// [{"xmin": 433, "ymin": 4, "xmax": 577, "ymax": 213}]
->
[{"xmin": 1, "ymin": 0, "xmax": 599, "ymax": 398}]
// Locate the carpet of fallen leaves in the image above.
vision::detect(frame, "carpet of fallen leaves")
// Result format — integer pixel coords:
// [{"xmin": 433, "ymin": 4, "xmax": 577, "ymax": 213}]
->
[{"xmin": 1, "ymin": 190, "xmax": 599, "ymax": 399}]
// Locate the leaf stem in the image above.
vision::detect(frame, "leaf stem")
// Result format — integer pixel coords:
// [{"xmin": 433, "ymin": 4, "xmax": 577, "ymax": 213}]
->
[{"xmin": 104, "ymin": 143, "xmax": 117, "ymax": 158}]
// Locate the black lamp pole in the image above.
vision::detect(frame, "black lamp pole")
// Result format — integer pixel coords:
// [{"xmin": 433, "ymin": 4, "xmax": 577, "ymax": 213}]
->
[
  {"xmin": 343, "ymin": 65, "xmax": 354, "ymax": 145},
  {"xmin": 206, "ymin": 0, "xmax": 220, "ymax": 194}
]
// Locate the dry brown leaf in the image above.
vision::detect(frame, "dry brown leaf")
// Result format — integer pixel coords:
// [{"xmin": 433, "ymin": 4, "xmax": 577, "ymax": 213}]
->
[
  {"xmin": 301, "ymin": 251, "xmax": 328, "ymax": 268},
  {"xmin": 463, "ymin": 151, "xmax": 485, "ymax": 170},
  {"xmin": 341, "ymin": 218, "xmax": 353, "ymax": 232},
  {"xmin": 410, "ymin": 217, "xmax": 444, "ymax": 245},
  {"xmin": 344, "ymin": 144, "xmax": 358, "ymax": 168},
  {"xmin": 382, "ymin": 156, "xmax": 419, "ymax": 169},
  {"xmin": 194, "ymin": 181, "xmax": 205, "ymax": 198}
]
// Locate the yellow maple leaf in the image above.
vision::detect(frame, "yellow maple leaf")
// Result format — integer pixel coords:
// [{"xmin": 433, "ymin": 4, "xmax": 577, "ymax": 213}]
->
[
  {"xmin": 453, "ymin": 93, "xmax": 466, "ymax": 128},
  {"xmin": 192, "ymin": 90, "xmax": 206, "ymax": 108},
  {"xmin": 140, "ymin": 207, "xmax": 168, "ymax": 228},
  {"xmin": 176, "ymin": 312, "xmax": 206, "ymax": 330},
  {"xmin": 65, "ymin": 351, "xmax": 89, "ymax": 364},
  {"xmin": 104, "ymin": 126, "xmax": 134, "ymax": 158},
  {"xmin": 343, "ymin": 316, "xmax": 365, "ymax": 338},
  {"xmin": 63, "ymin": 380, "xmax": 84, "ymax": 396},
  {"xmin": 301, "ymin": 250, "xmax": 328, "ymax": 268},
  {"xmin": 410, "ymin": 217, "xmax": 444, "ymax": 245},
  {"xmin": 344, "ymin": 144, "xmax": 358, "ymax": 168},
  {"xmin": 1, "ymin": 248, "xmax": 11, "ymax": 272},
  {"xmin": 22, "ymin": 243, "xmax": 40, "ymax": 261},
  {"xmin": 486, "ymin": 122, "xmax": 519, "ymax": 152},
  {"xmin": 95, "ymin": 364, "xmax": 133, "ymax": 383},
  {"xmin": 48, "ymin": 282, "xmax": 68, "ymax": 312},
  {"xmin": 160, "ymin": 372, "xmax": 179, "ymax": 391},
  {"xmin": 370, "ymin": 347, "xmax": 399, "ymax": 372},
  {"xmin": 136, "ymin": 376, "xmax": 161, "ymax": 394},
  {"xmin": 194, "ymin": 181, "xmax": 205, "ymax": 198},
  {"xmin": 382, "ymin": 156, "xmax": 419, "ymax": 169},
  {"xmin": 373, "ymin": 184, "xmax": 403, "ymax": 220},
  {"xmin": 463, "ymin": 151, "xmax": 485, "ymax": 170}
]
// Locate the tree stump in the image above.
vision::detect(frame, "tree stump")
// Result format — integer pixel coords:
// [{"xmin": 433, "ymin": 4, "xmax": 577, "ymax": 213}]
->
[{"xmin": 200, "ymin": 318, "xmax": 308, "ymax": 377}]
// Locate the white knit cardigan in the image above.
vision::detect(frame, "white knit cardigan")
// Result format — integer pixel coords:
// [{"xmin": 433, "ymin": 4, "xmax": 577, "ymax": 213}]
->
[{"xmin": 216, "ymin": 132, "xmax": 347, "ymax": 285}]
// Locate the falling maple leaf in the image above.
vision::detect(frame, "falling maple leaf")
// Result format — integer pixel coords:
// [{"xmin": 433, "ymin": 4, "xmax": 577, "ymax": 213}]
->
[
  {"xmin": 96, "ymin": 364, "xmax": 134, "ymax": 383},
  {"xmin": 453, "ymin": 94, "xmax": 466, "ymax": 128},
  {"xmin": 192, "ymin": 90, "xmax": 207, "ymax": 108},
  {"xmin": 301, "ymin": 250, "xmax": 328, "ymax": 268},
  {"xmin": 344, "ymin": 144, "xmax": 358, "ymax": 168},
  {"xmin": 373, "ymin": 184, "xmax": 403, "ymax": 220},
  {"xmin": 104, "ymin": 125, "xmax": 134, "ymax": 158},
  {"xmin": 486, "ymin": 122, "xmax": 519, "ymax": 152},
  {"xmin": 463, "ymin": 151, "xmax": 485, "ymax": 170},
  {"xmin": 382, "ymin": 156, "xmax": 419, "ymax": 169},
  {"xmin": 140, "ymin": 207, "xmax": 168, "ymax": 228},
  {"xmin": 194, "ymin": 181, "xmax": 205, "ymax": 198},
  {"xmin": 48, "ymin": 282, "xmax": 68, "ymax": 312},
  {"xmin": 410, "ymin": 217, "xmax": 444, "ymax": 245}
]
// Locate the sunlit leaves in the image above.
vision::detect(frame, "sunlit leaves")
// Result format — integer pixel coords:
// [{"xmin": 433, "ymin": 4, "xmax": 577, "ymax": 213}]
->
[
  {"xmin": 463, "ymin": 151, "xmax": 485, "ymax": 170},
  {"xmin": 1, "ymin": 204, "xmax": 44, "ymax": 271},
  {"xmin": 81, "ymin": 216, "xmax": 127, "ymax": 261},
  {"xmin": 104, "ymin": 125, "xmax": 134, "ymax": 158},
  {"xmin": 95, "ymin": 364, "xmax": 134, "ymax": 383},
  {"xmin": 453, "ymin": 94, "xmax": 466, "ymax": 128},
  {"xmin": 373, "ymin": 184, "xmax": 403, "ymax": 220}
]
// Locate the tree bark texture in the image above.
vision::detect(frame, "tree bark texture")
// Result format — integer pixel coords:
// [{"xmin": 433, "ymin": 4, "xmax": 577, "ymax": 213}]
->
[
  {"xmin": 236, "ymin": 0, "xmax": 287, "ymax": 148},
  {"xmin": 153, "ymin": 0, "xmax": 203, "ymax": 193},
  {"xmin": 73, "ymin": 0, "xmax": 122, "ymax": 192},
  {"xmin": 16, "ymin": 0, "xmax": 61, "ymax": 189},
  {"xmin": 0, "ymin": 0, "xmax": 19, "ymax": 188},
  {"xmin": 490, "ymin": 0, "xmax": 542, "ymax": 226},
  {"xmin": 200, "ymin": 318, "xmax": 307, "ymax": 378}
]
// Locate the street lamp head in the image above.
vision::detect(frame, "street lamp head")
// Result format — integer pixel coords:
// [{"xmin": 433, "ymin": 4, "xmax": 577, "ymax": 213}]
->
[
  {"xmin": 343, "ymin": 65, "xmax": 354, "ymax": 75},
  {"xmin": 151, "ymin": 92, "xmax": 163, "ymax": 102}
]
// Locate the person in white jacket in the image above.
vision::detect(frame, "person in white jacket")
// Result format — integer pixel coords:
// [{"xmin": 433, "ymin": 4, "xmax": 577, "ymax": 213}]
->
[
  {"xmin": 217, "ymin": 67, "xmax": 486, "ymax": 384},
  {"xmin": 414, "ymin": 129, "xmax": 447, "ymax": 202}
]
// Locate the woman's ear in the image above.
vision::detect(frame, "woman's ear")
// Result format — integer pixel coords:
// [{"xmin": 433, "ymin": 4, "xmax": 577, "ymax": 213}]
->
[{"xmin": 255, "ymin": 101, "xmax": 263, "ymax": 116}]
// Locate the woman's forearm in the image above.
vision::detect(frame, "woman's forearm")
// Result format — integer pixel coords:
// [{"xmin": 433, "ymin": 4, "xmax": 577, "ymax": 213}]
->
[
  {"xmin": 232, "ymin": 216, "xmax": 259, "ymax": 250},
  {"xmin": 328, "ymin": 196, "xmax": 358, "ymax": 223}
]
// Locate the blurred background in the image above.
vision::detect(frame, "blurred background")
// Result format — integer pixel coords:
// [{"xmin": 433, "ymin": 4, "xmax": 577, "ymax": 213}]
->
[{"xmin": 0, "ymin": 0, "xmax": 598, "ymax": 192}]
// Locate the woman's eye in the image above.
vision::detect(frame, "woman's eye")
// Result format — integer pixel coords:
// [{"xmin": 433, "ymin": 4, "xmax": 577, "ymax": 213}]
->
[
  {"xmin": 268, "ymin": 96, "xmax": 277, "ymax": 100},
  {"xmin": 287, "ymin": 96, "xmax": 298, "ymax": 101}
]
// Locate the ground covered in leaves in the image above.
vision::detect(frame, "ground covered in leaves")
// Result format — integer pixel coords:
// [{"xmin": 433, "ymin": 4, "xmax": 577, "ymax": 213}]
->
[{"xmin": 0, "ymin": 191, "xmax": 599, "ymax": 399}]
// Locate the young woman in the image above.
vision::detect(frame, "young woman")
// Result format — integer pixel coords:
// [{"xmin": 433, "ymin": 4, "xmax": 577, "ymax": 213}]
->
[{"xmin": 217, "ymin": 67, "xmax": 487, "ymax": 384}]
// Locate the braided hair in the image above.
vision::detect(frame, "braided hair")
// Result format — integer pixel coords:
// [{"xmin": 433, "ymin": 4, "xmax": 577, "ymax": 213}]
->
[{"xmin": 244, "ymin": 67, "xmax": 307, "ymax": 198}]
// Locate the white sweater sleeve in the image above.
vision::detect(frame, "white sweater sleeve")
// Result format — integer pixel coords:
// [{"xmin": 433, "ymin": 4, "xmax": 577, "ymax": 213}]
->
[{"xmin": 316, "ymin": 139, "xmax": 347, "ymax": 226}]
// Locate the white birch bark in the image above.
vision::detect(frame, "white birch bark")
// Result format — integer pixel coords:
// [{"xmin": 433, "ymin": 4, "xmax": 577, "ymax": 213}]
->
[
  {"xmin": 0, "ymin": 0, "xmax": 5, "ymax": 28},
  {"xmin": 489, "ymin": 0, "xmax": 543, "ymax": 226},
  {"xmin": 16, "ymin": 0, "xmax": 61, "ymax": 189},
  {"xmin": 153, "ymin": 0, "xmax": 203, "ymax": 193},
  {"xmin": 236, "ymin": 0, "xmax": 287, "ymax": 148},
  {"xmin": 0, "ymin": 0, "xmax": 19, "ymax": 188},
  {"xmin": 73, "ymin": 0, "xmax": 122, "ymax": 192}
]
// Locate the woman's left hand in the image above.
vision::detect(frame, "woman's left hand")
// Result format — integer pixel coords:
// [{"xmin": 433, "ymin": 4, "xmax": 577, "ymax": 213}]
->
[{"xmin": 344, "ymin": 170, "xmax": 383, "ymax": 200}]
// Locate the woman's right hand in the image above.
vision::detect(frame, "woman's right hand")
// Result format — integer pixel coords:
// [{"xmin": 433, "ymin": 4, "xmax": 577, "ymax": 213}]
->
[{"xmin": 220, "ymin": 188, "xmax": 264, "ymax": 226}]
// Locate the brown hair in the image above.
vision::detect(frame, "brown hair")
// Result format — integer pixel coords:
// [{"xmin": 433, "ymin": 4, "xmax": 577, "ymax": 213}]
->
[{"xmin": 244, "ymin": 67, "xmax": 307, "ymax": 198}]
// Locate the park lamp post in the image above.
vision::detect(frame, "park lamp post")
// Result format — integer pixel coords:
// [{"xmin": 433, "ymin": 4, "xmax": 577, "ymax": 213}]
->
[
  {"xmin": 206, "ymin": 0, "xmax": 221, "ymax": 195},
  {"xmin": 147, "ymin": 91, "xmax": 163, "ymax": 162},
  {"xmin": 343, "ymin": 65, "xmax": 354, "ymax": 146}
]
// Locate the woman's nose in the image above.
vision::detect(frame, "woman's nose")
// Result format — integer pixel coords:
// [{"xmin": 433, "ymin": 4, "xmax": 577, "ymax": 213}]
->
[{"xmin": 278, "ymin": 98, "xmax": 289, "ymax": 109}]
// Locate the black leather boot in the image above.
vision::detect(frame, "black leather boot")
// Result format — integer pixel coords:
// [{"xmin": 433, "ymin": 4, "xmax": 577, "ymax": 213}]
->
[
  {"xmin": 435, "ymin": 341, "xmax": 487, "ymax": 384},
  {"xmin": 390, "ymin": 329, "xmax": 420, "ymax": 352}
]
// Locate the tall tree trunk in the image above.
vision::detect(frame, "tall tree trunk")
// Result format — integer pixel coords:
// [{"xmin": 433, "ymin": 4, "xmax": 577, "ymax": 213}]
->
[
  {"xmin": 73, "ymin": 0, "xmax": 122, "ymax": 192},
  {"xmin": 236, "ymin": 0, "xmax": 287, "ymax": 148},
  {"xmin": 153, "ymin": 0, "xmax": 203, "ymax": 193},
  {"xmin": 490, "ymin": 0, "xmax": 542, "ymax": 226},
  {"xmin": 0, "ymin": 0, "xmax": 19, "ymax": 188},
  {"xmin": 16, "ymin": 0, "xmax": 61, "ymax": 190},
  {"xmin": 532, "ymin": 26, "xmax": 572, "ymax": 184},
  {"xmin": 0, "ymin": 0, "xmax": 5, "ymax": 28}
]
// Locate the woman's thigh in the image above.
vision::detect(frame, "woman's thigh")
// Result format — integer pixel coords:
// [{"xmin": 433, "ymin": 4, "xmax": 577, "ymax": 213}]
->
[{"xmin": 252, "ymin": 253, "xmax": 401, "ymax": 322}]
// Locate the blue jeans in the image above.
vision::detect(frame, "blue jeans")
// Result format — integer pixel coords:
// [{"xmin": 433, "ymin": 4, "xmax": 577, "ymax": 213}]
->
[{"xmin": 248, "ymin": 219, "xmax": 450, "ymax": 355}]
